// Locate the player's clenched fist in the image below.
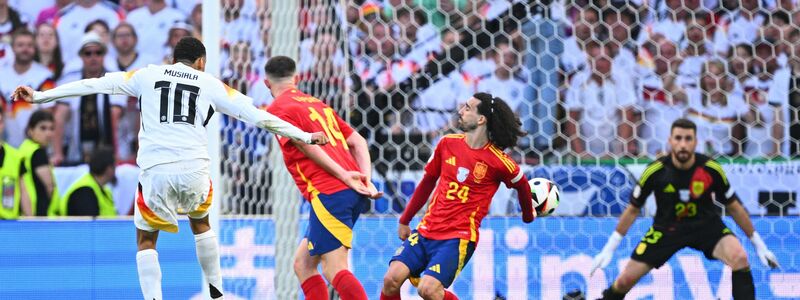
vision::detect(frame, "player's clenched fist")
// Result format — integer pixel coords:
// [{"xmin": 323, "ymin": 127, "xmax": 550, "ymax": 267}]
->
[
  {"xmin": 11, "ymin": 86, "xmax": 35, "ymax": 102},
  {"xmin": 309, "ymin": 132, "xmax": 329, "ymax": 145},
  {"xmin": 397, "ymin": 224, "xmax": 411, "ymax": 241}
]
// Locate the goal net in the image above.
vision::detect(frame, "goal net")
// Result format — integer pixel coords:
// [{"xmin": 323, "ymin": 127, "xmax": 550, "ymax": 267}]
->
[{"xmin": 213, "ymin": 0, "xmax": 800, "ymax": 299}]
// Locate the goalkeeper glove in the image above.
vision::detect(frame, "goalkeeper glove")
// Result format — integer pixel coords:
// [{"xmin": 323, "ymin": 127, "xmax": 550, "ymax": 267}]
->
[
  {"xmin": 750, "ymin": 231, "xmax": 780, "ymax": 269},
  {"xmin": 591, "ymin": 231, "xmax": 623, "ymax": 276}
]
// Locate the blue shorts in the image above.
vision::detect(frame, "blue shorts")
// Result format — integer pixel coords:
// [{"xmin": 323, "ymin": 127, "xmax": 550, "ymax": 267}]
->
[
  {"xmin": 390, "ymin": 230, "xmax": 476, "ymax": 288},
  {"xmin": 305, "ymin": 189, "xmax": 369, "ymax": 256}
]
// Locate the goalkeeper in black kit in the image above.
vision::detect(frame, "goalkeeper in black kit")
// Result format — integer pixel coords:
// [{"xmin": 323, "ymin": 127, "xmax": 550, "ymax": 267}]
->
[{"xmin": 590, "ymin": 119, "xmax": 779, "ymax": 300}]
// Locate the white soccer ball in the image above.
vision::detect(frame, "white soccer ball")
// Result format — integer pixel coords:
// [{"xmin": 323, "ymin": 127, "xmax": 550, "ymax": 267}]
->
[{"xmin": 529, "ymin": 177, "xmax": 560, "ymax": 216}]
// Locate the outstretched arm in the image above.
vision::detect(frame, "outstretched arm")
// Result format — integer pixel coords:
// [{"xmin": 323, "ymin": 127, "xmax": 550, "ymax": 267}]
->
[
  {"xmin": 214, "ymin": 86, "xmax": 326, "ymax": 145},
  {"xmin": 13, "ymin": 72, "xmax": 137, "ymax": 103}
]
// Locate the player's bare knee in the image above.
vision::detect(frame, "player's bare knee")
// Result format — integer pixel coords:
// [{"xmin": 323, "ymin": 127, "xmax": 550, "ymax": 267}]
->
[
  {"xmin": 189, "ymin": 216, "xmax": 211, "ymax": 234},
  {"xmin": 730, "ymin": 248, "xmax": 750, "ymax": 270},
  {"xmin": 416, "ymin": 278, "xmax": 442, "ymax": 300},
  {"xmin": 382, "ymin": 272, "xmax": 403, "ymax": 292}
]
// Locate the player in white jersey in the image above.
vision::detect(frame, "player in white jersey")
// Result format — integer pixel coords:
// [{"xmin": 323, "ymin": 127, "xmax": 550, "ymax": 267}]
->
[{"xmin": 11, "ymin": 37, "xmax": 328, "ymax": 300}]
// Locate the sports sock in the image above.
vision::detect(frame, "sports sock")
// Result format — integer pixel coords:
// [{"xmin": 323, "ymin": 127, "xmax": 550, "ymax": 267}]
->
[
  {"xmin": 380, "ymin": 291, "xmax": 401, "ymax": 300},
  {"xmin": 443, "ymin": 290, "xmax": 459, "ymax": 300},
  {"xmin": 732, "ymin": 268, "xmax": 755, "ymax": 300},
  {"xmin": 301, "ymin": 274, "xmax": 330, "ymax": 300},
  {"xmin": 332, "ymin": 270, "xmax": 368, "ymax": 300},
  {"xmin": 136, "ymin": 249, "xmax": 163, "ymax": 300},
  {"xmin": 195, "ymin": 230, "xmax": 223, "ymax": 299},
  {"xmin": 600, "ymin": 286, "xmax": 625, "ymax": 300}
]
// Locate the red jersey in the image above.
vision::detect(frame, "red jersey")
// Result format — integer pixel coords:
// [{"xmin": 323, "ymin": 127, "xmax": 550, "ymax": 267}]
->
[
  {"xmin": 266, "ymin": 89, "xmax": 359, "ymax": 201},
  {"xmin": 416, "ymin": 134, "xmax": 523, "ymax": 242}
]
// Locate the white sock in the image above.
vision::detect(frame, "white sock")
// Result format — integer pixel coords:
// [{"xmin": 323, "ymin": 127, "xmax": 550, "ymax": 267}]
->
[
  {"xmin": 136, "ymin": 249, "xmax": 163, "ymax": 300},
  {"xmin": 195, "ymin": 230, "xmax": 223, "ymax": 299}
]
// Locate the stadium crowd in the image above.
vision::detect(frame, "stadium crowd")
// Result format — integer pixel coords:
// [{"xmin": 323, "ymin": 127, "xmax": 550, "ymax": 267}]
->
[{"xmin": 2, "ymin": 0, "xmax": 800, "ymax": 216}]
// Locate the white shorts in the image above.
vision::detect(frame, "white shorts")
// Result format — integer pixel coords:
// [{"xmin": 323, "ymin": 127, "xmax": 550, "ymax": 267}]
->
[{"xmin": 134, "ymin": 159, "xmax": 212, "ymax": 233}]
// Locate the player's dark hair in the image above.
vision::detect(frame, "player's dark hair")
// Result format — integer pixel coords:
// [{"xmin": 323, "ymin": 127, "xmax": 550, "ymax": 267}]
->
[
  {"xmin": 89, "ymin": 147, "xmax": 115, "ymax": 175},
  {"xmin": 671, "ymin": 118, "xmax": 697, "ymax": 134},
  {"xmin": 25, "ymin": 110, "xmax": 54, "ymax": 137},
  {"xmin": 173, "ymin": 37, "xmax": 206, "ymax": 63},
  {"xmin": 264, "ymin": 56, "xmax": 297, "ymax": 80},
  {"xmin": 474, "ymin": 92, "xmax": 525, "ymax": 150}
]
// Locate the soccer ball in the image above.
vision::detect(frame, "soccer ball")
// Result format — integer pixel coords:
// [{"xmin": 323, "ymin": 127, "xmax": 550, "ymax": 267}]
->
[{"xmin": 529, "ymin": 177, "xmax": 560, "ymax": 216}]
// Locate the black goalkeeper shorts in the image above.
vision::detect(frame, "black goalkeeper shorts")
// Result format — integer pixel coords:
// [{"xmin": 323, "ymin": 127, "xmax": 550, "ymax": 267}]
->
[{"xmin": 630, "ymin": 219, "xmax": 734, "ymax": 268}]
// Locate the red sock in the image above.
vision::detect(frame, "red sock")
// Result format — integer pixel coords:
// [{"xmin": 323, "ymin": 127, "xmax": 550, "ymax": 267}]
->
[
  {"xmin": 332, "ymin": 270, "xmax": 368, "ymax": 300},
  {"xmin": 443, "ymin": 290, "xmax": 459, "ymax": 300},
  {"xmin": 380, "ymin": 291, "xmax": 401, "ymax": 300},
  {"xmin": 301, "ymin": 274, "xmax": 329, "ymax": 300}
]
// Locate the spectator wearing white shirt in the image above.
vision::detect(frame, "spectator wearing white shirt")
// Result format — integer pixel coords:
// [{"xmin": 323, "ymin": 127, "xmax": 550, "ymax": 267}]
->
[
  {"xmin": 771, "ymin": 28, "xmax": 800, "ymax": 156},
  {"xmin": 564, "ymin": 41, "xmax": 639, "ymax": 158},
  {"xmin": 742, "ymin": 38, "xmax": 785, "ymax": 157},
  {"xmin": 395, "ymin": 6, "xmax": 439, "ymax": 67},
  {"xmin": 639, "ymin": 35, "xmax": 688, "ymax": 156},
  {"xmin": 638, "ymin": 0, "xmax": 692, "ymax": 46},
  {"xmin": 54, "ymin": 0, "xmax": 124, "ymax": 63},
  {"xmin": 686, "ymin": 60, "xmax": 748, "ymax": 156},
  {"xmin": 8, "ymin": 0, "xmax": 49, "ymax": 24},
  {"xmin": 161, "ymin": 20, "xmax": 191, "ymax": 64},
  {"xmin": 561, "ymin": 6, "xmax": 598, "ymax": 75},
  {"xmin": 53, "ymin": 32, "xmax": 126, "ymax": 166},
  {"xmin": 0, "ymin": 29, "xmax": 55, "ymax": 148},
  {"xmin": 677, "ymin": 13, "xmax": 712, "ymax": 89},
  {"xmin": 0, "ymin": 0, "xmax": 26, "ymax": 66},
  {"xmin": 33, "ymin": 23, "xmax": 64, "ymax": 82},
  {"xmin": 476, "ymin": 42, "xmax": 526, "ymax": 113},
  {"xmin": 221, "ymin": 0, "xmax": 257, "ymax": 51},
  {"xmin": 712, "ymin": 0, "xmax": 766, "ymax": 56},
  {"xmin": 126, "ymin": 0, "xmax": 185, "ymax": 58},
  {"xmin": 111, "ymin": 23, "xmax": 158, "ymax": 72}
]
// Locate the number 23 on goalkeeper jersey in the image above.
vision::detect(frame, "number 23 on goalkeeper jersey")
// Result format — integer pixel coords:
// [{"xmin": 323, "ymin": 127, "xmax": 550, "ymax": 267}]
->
[{"xmin": 417, "ymin": 134, "xmax": 523, "ymax": 243}]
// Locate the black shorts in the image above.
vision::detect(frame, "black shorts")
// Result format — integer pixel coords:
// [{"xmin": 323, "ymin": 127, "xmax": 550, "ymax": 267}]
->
[{"xmin": 630, "ymin": 220, "xmax": 733, "ymax": 268}]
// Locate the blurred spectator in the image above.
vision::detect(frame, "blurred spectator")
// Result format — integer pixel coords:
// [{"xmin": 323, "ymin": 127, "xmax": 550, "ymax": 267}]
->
[
  {"xmin": 33, "ymin": 23, "xmax": 65, "ymax": 81},
  {"xmin": 64, "ymin": 19, "xmax": 116, "ymax": 75},
  {"xmin": 0, "ymin": 108, "xmax": 29, "ymax": 219},
  {"xmin": 299, "ymin": 29, "xmax": 346, "ymax": 108},
  {"xmin": 54, "ymin": 32, "xmax": 125, "ymax": 166},
  {"xmin": 602, "ymin": 6, "xmax": 640, "ymax": 78},
  {"xmin": 476, "ymin": 41, "xmax": 526, "ymax": 113},
  {"xmin": 639, "ymin": 35, "xmax": 688, "ymax": 156},
  {"xmin": 35, "ymin": 0, "xmax": 71, "ymax": 27},
  {"xmin": 19, "ymin": 110, "xmax": 59, "ymax": 216},
  {"xmin": 677, "ymin": 12, "xmax": 712, "ymax": 89},
  {"xmin": 355, "ymin": 20, "xmax": 414, "ymax": 89},
  {"xmin": 189, "ymin": 3, "xmax": 202, "ymax": 40},
  {"xmin": 561, "ymin": 6, "xmax": 598, "ymax": 75},
  {"xmin": 742, "ymin": 38, "xmax": 785, "ymax": 157},
  {"xmin": 7, "ymin": 0, "xmax": 46, "ymax": 24},
  {"xmin": 0, "ymin": 29, "xmax": 55, "ymax": 148},
  {"xmin": 412, "ymin": 0, "xmax": 475, "ymax": 29},
  {"xmin": 686, "ymin": 59, "xmax": 747, "ymax": 156},
  {"xmin": 119, "ymin": 0, "xmax": 143, "ymax": 12},
  {"xmin": 222, "ymin": 41, "xmax": 258, "ymax": 95},
  {"xmin": 522, "ymin": 0, "xmax": 564, "ymax": 154},
  {"xmin": 564, "ymin": 41, "xmax": 639, "ymax": 157},
  {"xmin": 728, "ymin": 43, "xmax": 753, "ymax": 86},
  {"xmin": 639, "ymin": 0, "xmax": 694, "ymax": 45},
  {"xmin": 55, "ymin": 0, "xmax": 124, "ymax": 63},
  {"xmin": 411, "ymin": 71, "xmax": 471, "ymax": 137},
  {"xmin": 394, "ymin": 6, "xmax": 438, "ymax": 66},
  {"xmin": 221, "ymin": 0, "xmax": 258, "ymax": 50},
  {"xmin": 110, "ymin": 22, "xmax": 158, "ymax": 71},
  {"xmin": 0, "ymin": 0, "xmax": 25, "ymax": 65},
  {"xmin": 712, "ymin": 0, "xmax": 765, "ymax": 55},
  {"xmin": 126, "ymin": 0, "xmax": 184, "ymax": 58},
  {"xmin": 161, "ymin": 20, "xmax": 191, "ymax": 63},
  {"xmin": 110, "ymin": 23, "xmax": 151, "ymax": 163},
  {"xmin": 776, "ymin": 29, "xmax": 800, "ymax": 156},
  {"xmin": 166, "ymin": 0, "xmax": 202, "ymax": 17},
  {"xmin": 61, "ymin": 147, "xmax": 116, "ymax": 216}
]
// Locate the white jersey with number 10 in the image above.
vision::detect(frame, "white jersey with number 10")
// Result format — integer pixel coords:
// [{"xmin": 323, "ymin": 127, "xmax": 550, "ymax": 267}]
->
[{"xmin": 32, "ymin": 63, "xmax": 312, "ymax": 169}]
